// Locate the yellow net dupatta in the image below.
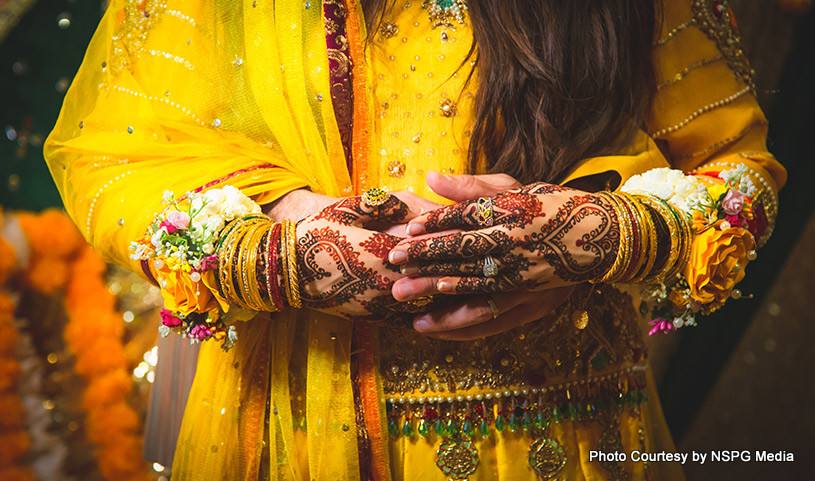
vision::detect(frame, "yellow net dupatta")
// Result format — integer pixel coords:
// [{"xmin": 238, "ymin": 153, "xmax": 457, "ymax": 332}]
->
[{"xmin": 44, "ymin": 0, "xmax": 376, "ymax": 479}]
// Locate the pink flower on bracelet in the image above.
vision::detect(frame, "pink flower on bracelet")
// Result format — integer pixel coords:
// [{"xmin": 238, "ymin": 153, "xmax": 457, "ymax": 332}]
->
[
  {"xmin": 722, "ymin": 189, "xmax": 745, "ymax": 215},
  {"xmin": 160, "ymin": 210, "xmax": 191, "ymax": 234},
  {"xmin": 160, "ymin": 307, "xmax": 183, "ymax": 327},
  {"xmin": 648, "ymin": 318, "xmax": 675, "ymax": 336}
]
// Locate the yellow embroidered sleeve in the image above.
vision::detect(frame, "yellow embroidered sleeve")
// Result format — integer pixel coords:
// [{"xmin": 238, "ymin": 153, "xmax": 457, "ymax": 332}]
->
[
  {"xmin": 646, "ymin": 0, "xmax": 786, "ymax": 245},
  {"xmin": 44, "ymin": 0, "xmax": 351, "ymax": 272}
]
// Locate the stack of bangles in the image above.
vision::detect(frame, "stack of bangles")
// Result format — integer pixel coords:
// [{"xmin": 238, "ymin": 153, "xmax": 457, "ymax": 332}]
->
[
  {"xmin": 597, "ymin": 191, "xmax": 693, "ymax": 285},
  {"xmin": 215, "ymin": 215, "xmax": 302, "ymax": 311}
]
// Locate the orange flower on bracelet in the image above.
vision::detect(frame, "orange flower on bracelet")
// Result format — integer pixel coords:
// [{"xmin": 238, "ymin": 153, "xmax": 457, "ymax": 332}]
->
[
  {"xmin": 684, "ymin": 221, "xmax": 755, "ymax": 312},
  {"xmin": 155, "ymin": 264, "xmax": 228, "ymax": 317}
]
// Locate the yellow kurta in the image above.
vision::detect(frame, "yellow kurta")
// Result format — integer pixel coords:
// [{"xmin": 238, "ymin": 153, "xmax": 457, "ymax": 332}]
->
[{"xmin": 44, "ymin": 0, "xmax": 785, "ymax": 480}]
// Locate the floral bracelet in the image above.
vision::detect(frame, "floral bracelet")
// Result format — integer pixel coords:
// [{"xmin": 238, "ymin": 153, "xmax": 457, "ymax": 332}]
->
[
  {"xmin": 130, "ymin": 186, "xmax": 263, "ymax": 351},
  {"xmin": 620, "ymin": 166, "xmax": 768, "ymax": 335}
]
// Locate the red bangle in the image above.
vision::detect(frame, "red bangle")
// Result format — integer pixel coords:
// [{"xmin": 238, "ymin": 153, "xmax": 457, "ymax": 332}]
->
[{"xmin": 266, "ymin": 222, "xmax": 286, "ymax": 309}]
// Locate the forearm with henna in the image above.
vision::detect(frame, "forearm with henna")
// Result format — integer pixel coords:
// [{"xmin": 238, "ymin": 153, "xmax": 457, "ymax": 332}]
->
[
  {"xmin": 391, "ymin": 182, "xmax": 622, "ymax": 295},
  {"xmin": 258, "ymin": 193, "xmax": 434, "ymax": 320}
]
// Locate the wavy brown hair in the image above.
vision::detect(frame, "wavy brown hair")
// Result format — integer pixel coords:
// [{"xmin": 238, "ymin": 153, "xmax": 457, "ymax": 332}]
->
[{"xmin": 363, "ymin": 0, "xmax": 657, "ymax": 184}]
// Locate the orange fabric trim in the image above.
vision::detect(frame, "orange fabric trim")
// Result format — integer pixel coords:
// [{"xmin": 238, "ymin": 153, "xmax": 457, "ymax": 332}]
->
[
  {"xmin": 354, "ymin": 323, "xmax": 390, "ymax": 481},
  {"xmin": 345, "ymin": 0, "xmax": 375, "ymax": 194}
]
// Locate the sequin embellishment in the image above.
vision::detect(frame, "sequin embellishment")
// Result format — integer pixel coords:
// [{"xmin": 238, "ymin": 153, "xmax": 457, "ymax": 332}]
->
[
  {"xmin": 422, "ymin": 0, "xmax": 468, "ymax": 29},
  {"xmin": 691, "ymin": 0, "xmax": 755, "ymax": 92}
]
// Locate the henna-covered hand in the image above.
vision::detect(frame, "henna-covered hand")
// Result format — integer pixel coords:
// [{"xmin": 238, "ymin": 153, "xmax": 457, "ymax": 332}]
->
[
  {"xmin": 388, "ymin": 182, "xmax": 620, "ymax": 300},
  {"xmin": 294, "ymin": 194, "xmax": 435, "ymax": 321}
]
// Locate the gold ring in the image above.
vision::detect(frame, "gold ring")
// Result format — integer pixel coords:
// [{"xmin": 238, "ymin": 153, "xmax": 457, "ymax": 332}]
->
[
  {"xmin": 361, "ymin": 187, "xmax": 391, "ymax": 207},
  {"xmin": 476, "ymin": 197, "xmax": 494, "ymax": 226},
  {"xmin": 485, "ymin": 297, "xmax": 499, "ymax": 319}
]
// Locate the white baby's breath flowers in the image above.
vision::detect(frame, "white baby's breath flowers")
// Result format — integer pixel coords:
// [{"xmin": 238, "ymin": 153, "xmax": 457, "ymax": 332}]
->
[{"xmin": 621, "ymin": 168, "xmax": 704, "ymax": 215}]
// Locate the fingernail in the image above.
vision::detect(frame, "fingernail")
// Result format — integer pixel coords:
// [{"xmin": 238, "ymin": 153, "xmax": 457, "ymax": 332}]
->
[
  {"xmin": 414, "ymin": 319, "xmax": 429, "ymax": 332},
  {"xmin": 389, "ymin": 250, "xmax": 407, "ymax": 264},
  {"xmin": 394, "ymin": 283, "xmax": 413, "ymax": 300},
  {"xmin": 400, "ymin": 265, "xmax": 418, "ymax": 276},
  {"xmin": 437, "ymin": 280, "xmax": 453, "ymax": 292},
  {"xmin": 406, "ymin": 223, "xmax": 425, "ymax": 235}
]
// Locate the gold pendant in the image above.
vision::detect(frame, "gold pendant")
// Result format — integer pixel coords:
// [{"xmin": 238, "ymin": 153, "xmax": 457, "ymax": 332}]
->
[
  {"xmin": 528, "ymin": 436, "xmax": 567, "ymax": 480},
  {"xmin": 571, "ymin": 309, "xmax": 589, "ymax": 330},
  {"xmin": 436, "ymin": 439, "xmax": 479, "ymax": 480}
]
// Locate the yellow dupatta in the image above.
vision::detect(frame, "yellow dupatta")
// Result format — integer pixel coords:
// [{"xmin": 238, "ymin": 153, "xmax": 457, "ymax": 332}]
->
[{"xmin": 44, "ymin": 0, "xmax": 376, "ymax": 479}]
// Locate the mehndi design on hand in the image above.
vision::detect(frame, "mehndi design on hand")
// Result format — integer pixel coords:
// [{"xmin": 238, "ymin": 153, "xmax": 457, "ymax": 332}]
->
[{"xmin": 390, "ymin": 182, "xmax": 621, "ymax": 296}]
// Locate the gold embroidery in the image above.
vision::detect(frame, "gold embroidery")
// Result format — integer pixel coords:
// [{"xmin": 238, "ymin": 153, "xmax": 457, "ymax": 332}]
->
[
  {"xmin": 691, "ymin": 0, "xmax": 756, "ymax": 93},
  {"xmin": 528, "ymin": 437, "xmax": 567, "ymax": 480},
  {"xmin": 654, "ymin": 18, "xmax": 697, "ymax": 46},
  {"xmin": 436, "ymin": 439, "xmax": 479, "ymax": 480},
  {"xmin": 387, "ymin": 160, "xmax": 406, "ymax": 177},
  {"xmin": 380, "ymin": 22, "xmax": 399, "ymax": 38},
  {"xmin": 673, "ymin": 120, "xmax": 767, "ymax": 160},
  {"xmin": 657, "ymin": 54, "xmax": 724, "ymax": 90},
  {"xmin": 422, "ymin": 0, "xmax": 468, "ymax": 30},
  {"xmin": 649, "ymin": 85, "xmax": 751, "ymax": 137},
  {"xmin": 380, "ymin": 284, "xmax": 647, "ymax": 397},
  {"xmin": 599, "ymin": 413, "xmax": 629, "ymax": 481},
  {"xmin": 110, "ymin": 0, "xmax": 166, "ymax": 75}
]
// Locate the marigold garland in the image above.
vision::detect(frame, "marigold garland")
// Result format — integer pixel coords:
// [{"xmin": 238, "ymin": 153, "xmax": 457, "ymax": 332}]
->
[
  {"xmin": 14, "ymin": 209, "xmax": 150, "ymax": 481},
  {"xmin": 0, "ymin": 210, "xmax": 37, "ymax": 481}
]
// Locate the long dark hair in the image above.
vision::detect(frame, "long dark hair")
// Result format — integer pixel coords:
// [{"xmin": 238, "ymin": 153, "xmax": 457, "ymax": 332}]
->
[{"xmin": 362, "ymin": 0, "xmax": 657, "ymax": 184}]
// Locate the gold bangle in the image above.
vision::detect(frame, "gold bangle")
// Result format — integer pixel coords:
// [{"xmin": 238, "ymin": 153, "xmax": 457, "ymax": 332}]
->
[
  {"xmin": 217, "ymin": 220, "xmax": 246, "ymax": 306},
  {"xmin": 635, "ymin": 195, "xmax": 680, "ymax": 282},
  {"xmin": 668, "ymin": 202, "xmax": 693, "ymax": 281},
  {"xmin": 242, "ymin": 221, "xmax": 274, "ymax": 311},
  {"xmin": 235, "ymin": 221, "xmax": 260, "ymax": 309},
  {"xmin": 280, "ymin": 219, "xmax": 291, "ymax": 308},
  {"xmin": 620, "ymin": 193, "xmax": 658, "ymax": 284},
  {"xmin": 597, "ymin": 192, "xmax": 633, "ymax": 284},
  {"xmin": 596, "ymin": 192, "xmax": 626, "ymax": 283},
  {"xmin": 217, "ymin": 217, "xmax": 268, "ymax": 309},
  {"xmin": 284, "ymin": 219, "xmax": 301, "ymax": 309},
  {"xmin": 617, "ymin": 193, "xmax": 647, "ymax": 282}
]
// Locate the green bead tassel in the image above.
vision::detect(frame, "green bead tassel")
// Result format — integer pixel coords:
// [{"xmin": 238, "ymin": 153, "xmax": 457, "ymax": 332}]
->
[
  {"xmin": 551, "ymin": 405, "xmax": 562, "ymax": 422},
  {"xmin": 417, "ymin": 419, "xmax": 429, "ymax": 437},
  {"xmin": 388, "ymin": 419, "xmax": 399, "ymax": 438},
  {"xmin": 402, "ymin": 420, "xmax": 414, "ymax": 437},
  {"xmin": 462, "ymin": 419, "xmax": 474, "ymax": 437},
  {"xmin": 479, "ymin": 420, "xmax": 490, "ymax": 436},
  {"xmin": 495, "ymin": 415, "xmax": 506, "ymax": 432},
  {"xmin": 434, "ymin": 419, "xmax": 446, "ymax": 437},
  {"xmin": 508, "ymin": 413, "xmax": 518, "ymax": 432},
  {"xmin": 522, "ymin": 412, "xmax": 532, "ymax": 431},
  {"xmin": 535, "ymin": 409, "xmax": 546, "ymax": 428},
  {"xmin": 446, "ymin": 418, "xmax": 458, "ymax": 436}
]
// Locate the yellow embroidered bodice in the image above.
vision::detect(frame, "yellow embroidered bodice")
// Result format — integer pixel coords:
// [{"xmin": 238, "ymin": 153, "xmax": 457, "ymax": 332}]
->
[{"xmin": 369, "ymin": 2, "xmax": 476, "ymax": 203}]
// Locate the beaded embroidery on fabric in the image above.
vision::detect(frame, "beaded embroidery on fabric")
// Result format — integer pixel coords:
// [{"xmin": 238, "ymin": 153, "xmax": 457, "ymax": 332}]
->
[
  {"xmin": 422, "ymin": 0, "xmax": 468, "ymax": 29},
  {"xmin": 379, "ymin": 284, "xmax": 651, "ymax": 479},
  {"xmin": 110, "ymin": 0, "xmax": 166, "ymax": 74},
  {"xmin": 690, "ymin": 0, "xmax": 756, "ymax": 93},
  {"xmin": 323, "ymin": 0, "xmax": 355, "ymax": 170}
]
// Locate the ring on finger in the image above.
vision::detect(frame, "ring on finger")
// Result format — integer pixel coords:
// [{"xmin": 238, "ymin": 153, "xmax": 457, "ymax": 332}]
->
[
  {"xmin": 483, "ymin": 254, "xmax": 499, "ymax": 277},
  {"xmin": 361, "ymin": 187, "xmax": 391, "ymax": 208},
  {"xmin": 485, "ymin": 296, "xmax": 500, "ymax": 319},
  {"xmin": 476, "ymin": 197, "xmax": 494, "ymax": 226}
]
